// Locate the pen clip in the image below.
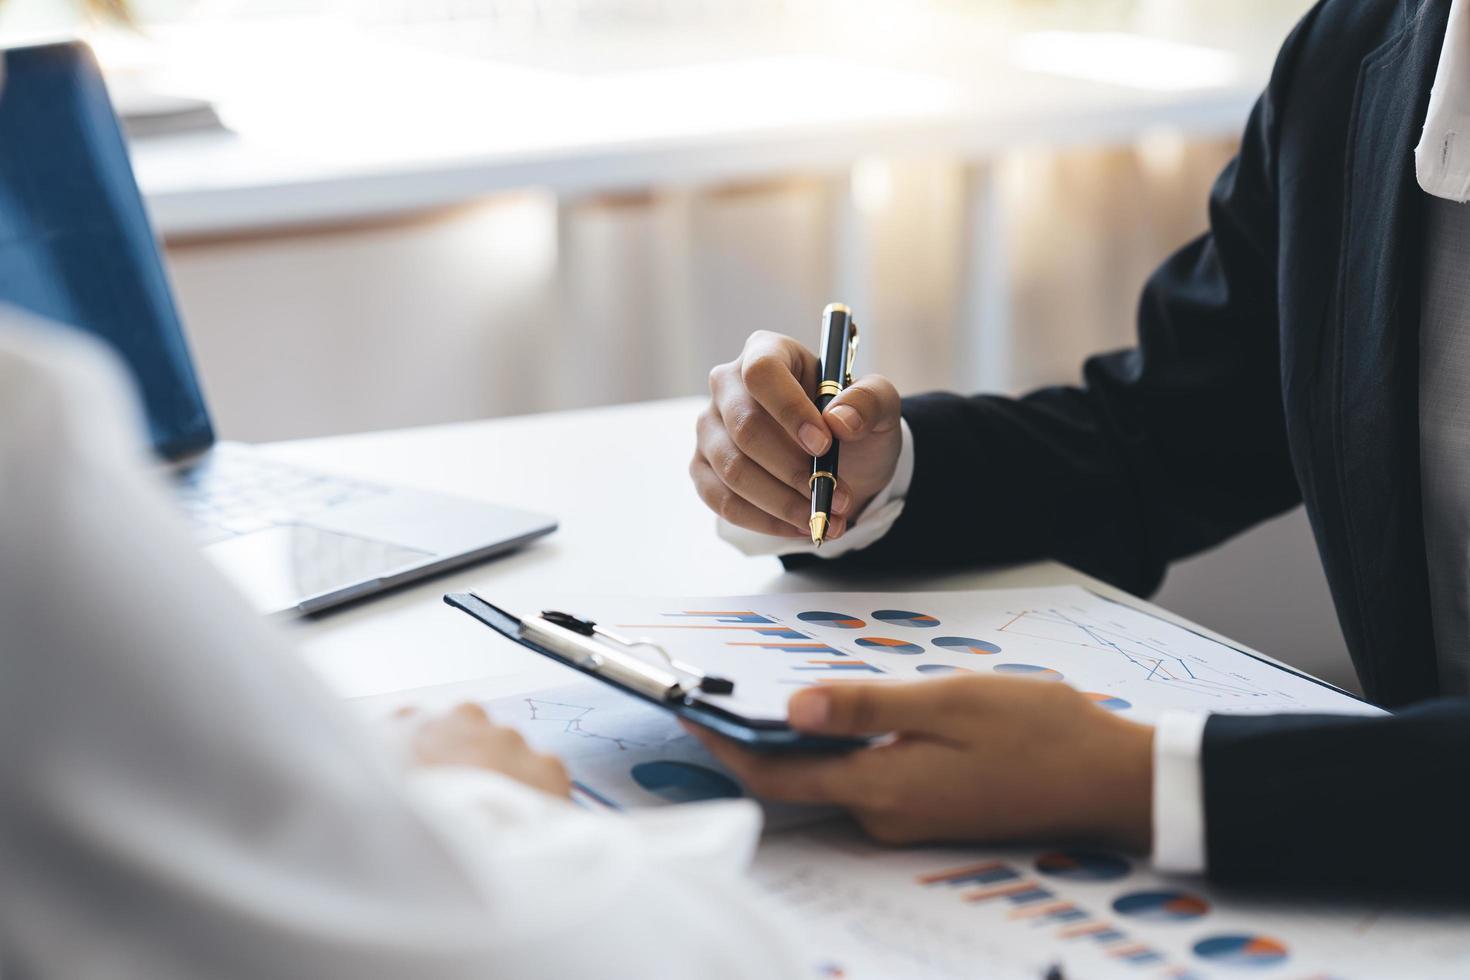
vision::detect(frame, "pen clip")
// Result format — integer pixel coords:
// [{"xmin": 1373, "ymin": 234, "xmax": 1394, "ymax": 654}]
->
[{"xmin": 843, "ymin": 320, "xmax": 860, "ymax": 387}]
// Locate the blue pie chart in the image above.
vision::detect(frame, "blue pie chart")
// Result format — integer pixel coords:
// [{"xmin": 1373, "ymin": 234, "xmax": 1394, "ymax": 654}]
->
[
  {"xmin": 1085, "ymin": 693, "xmax": 1132, "ymax": 712},
  {"xmin": 993, "ymin": 663, "xmax": 1065, "ymax": 681},
  {"xmin": 916, "ymin": 663, "xmax": 972, "ymax": 675},
  {"xmin": 1113, "ymin": 889, "xmax": 1210, "ymax": 922},
  {"xmin": 797, "ymin": 611, "xmax": 866, "ymax": 629},
  {"xmin": 856, "ymin": 637, "xmax": 925, "ymax": 655},
  {"xmin": 1192, "ymin": 935, "xmax": 1288, "ymax": 968},
  {"xmin": 872, "ymin": 609, "xmax": 941, "ymax": 628},
  {"xmin": 631, "ymin": 761, "xmax": 743, "ymax": 803},
  {"xmin": 933, "ymin": 636, "xmax": 1002, "ymax": 655},
  {"xmin": 1035, "ymin": 849, "xmax": 1131, "ymax": 882}
]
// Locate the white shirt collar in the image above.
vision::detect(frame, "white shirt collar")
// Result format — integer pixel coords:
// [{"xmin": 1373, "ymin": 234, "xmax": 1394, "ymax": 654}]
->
[{"xmin": 1418, "ymin": 0, "xmax": 1470, "ymax": 200}]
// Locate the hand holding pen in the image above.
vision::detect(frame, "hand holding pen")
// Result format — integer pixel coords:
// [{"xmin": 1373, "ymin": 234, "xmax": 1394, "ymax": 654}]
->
[{"xmin": 692, "ymin": 317, "xmax": 903, "ymax": 543}]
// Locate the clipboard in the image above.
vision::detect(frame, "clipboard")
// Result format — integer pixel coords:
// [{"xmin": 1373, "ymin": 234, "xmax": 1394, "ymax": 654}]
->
[{"xmin": 445, "ymin": 591, "xmax": 869, "ymax": 753}]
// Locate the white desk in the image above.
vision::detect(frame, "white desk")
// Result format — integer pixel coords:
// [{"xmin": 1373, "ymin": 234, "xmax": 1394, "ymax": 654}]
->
[
  {"xmin": 260, "ymin": 395, "xmax": 1261, "ymax": 702},
  {"xmin": 260, "ymin": 397, "xmax": 1469, "ymax": 978}
]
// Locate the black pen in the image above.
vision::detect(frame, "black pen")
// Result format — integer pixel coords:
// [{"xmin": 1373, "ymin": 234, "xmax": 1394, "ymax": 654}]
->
[{"xmin": 810, "ymin": 302, "xmax": 859, "ymax": 547}]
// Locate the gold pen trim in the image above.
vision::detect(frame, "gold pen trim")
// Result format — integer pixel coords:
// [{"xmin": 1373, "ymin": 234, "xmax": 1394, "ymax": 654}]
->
[
  {"xmin": 817, "ymin": 380, "xmax": 843, "ymax": 396},
  {"xmin": 809, "ymin": 470, "xmax": 835, "ymax": 488}
]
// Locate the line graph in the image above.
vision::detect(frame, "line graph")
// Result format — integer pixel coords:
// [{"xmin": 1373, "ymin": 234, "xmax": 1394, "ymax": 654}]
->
[
  {"xmin": 524, "ymin": 698, "xmax": 648, "ymax": 751},
  {"xmin": 997, "ymin": 606, "xmax": 1278, "ymax": 701}
]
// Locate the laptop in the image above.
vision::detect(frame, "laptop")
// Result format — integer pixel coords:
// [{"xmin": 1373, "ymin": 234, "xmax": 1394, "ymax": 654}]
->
[{"xmin": 0, "ymin": 42, "xmax": 557, "ymax": 615}]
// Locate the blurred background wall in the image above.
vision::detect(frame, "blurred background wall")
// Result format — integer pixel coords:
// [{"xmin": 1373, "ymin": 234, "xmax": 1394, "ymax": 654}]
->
[{"xmin": 1, "ymin": 0, "xmax": 1353, "ymax": 689}]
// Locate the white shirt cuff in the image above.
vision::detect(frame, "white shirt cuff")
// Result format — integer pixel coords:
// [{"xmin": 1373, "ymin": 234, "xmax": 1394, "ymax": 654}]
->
[
  {"xmin": 1151, "ymin": 710, "xmax": 1209, "ymax": 874},
  {"xmin": 717, "ymin": 416, "xmax": 914, "ymax": 559}
]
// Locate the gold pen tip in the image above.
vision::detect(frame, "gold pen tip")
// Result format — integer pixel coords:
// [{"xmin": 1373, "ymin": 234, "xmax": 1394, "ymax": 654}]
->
[{"xmin": 809, "ymin": 513, "xmax": 828, "ymax": 547}]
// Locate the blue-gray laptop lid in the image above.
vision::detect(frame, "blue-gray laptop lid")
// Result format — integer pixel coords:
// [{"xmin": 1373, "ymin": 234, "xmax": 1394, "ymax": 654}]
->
[{"xmin": 0, "ymin": 41, "xmax": 213, "ymax": 460}]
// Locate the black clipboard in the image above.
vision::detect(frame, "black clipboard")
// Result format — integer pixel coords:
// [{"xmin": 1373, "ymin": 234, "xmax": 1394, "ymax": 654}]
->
[{"xmin": 445, "ymin": 592, "xmax": 869, "ymax": 753}]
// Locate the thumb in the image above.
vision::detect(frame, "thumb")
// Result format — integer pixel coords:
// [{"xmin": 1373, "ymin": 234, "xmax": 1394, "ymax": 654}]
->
[
  {"xmin": 788, "ymin": 681, "xmax": 959, "ymax": 737},
  {"xmin": 824, "ymin": 374, "xmax": 901, "ymax": 442}
]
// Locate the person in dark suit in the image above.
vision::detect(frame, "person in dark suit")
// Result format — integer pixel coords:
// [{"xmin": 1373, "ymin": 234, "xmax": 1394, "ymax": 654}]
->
[{"xmin": 688, "ymin": 0, "xmax": 1470, "ymax": 893}]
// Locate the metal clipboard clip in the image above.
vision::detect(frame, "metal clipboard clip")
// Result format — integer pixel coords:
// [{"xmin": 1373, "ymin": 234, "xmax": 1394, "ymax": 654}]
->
[{"xmin": 494, "ymin": 597, "xmax": 735, "ymax": 702}]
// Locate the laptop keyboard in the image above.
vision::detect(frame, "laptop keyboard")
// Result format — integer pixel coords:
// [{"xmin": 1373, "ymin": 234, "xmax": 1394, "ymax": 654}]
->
[{"xmin": 173, "ymin": 450, "xmax": 389, "ymax": 545}]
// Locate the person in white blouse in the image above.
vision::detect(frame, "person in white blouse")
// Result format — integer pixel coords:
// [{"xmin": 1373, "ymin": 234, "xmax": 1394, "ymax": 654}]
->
[
  {"xmin": 0, "ymin": 323, "xmax": 809, "ymax": 975},
  {"xmin": 689, "ymin": 0, "xmax": 1470, "ymax": 892}
]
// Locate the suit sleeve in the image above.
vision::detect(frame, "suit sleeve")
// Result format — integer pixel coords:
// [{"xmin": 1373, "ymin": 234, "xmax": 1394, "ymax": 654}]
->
[
  {"xmin": 805, "ymin": 13, "xmax": 1322, "ymax": 596},
  {"xmin": 1202, "ymin": 700, "xmax": 1470, "ymax": 892}
]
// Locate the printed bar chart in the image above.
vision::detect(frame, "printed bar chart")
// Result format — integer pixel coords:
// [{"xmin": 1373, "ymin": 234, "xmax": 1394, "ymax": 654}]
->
[
  {"xmin": 1009, "ymin": 902, "xmax": 1089, "ymax": 924},
  {"xmin": 793, "ymin": 660, "xmax": 884, "ymax": 675},
  {"xmin": 963, "ymin": 880, "xmax": 1052, "ymax": 904},
  {"xmin": 919, "ymin": 861, "xmax": 1020, "ymax": 888},
  {"xmin": 728, "ymin": 641, "xmax": 850, "ymax": 655},
  {"xmin": 1004, "ymin": 885, "xmax": 1056, "ymax": 906},
  {"xmin": 622, "ymin": 624, "xmax": 811, "ymax": 639},
  {"xmin": 1109, "ymin": 944, "xmax": 1165, "ymax": 966},
  {"xmin": 662, "ymin": 611, "xmax": 776, "ymax": 624},
  {"xmin": 1059, "ymin": 923, "xmax": 1127, "ymax": 944}
]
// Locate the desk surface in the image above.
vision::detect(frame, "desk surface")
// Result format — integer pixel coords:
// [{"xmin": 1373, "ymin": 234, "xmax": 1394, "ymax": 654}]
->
[
  {"xmin": 260, "ymin": 396, "xmax": 1263, "ymax": 703},
  {"xmin": 261, "ymin": 397, "xmax": 1470, "ymax": 977}
]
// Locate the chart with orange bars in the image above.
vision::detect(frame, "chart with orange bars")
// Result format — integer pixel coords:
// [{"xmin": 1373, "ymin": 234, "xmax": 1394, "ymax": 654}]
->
[{"xmin": 510, "ymin": 586, "xmax": 1383, "ymax": 724}]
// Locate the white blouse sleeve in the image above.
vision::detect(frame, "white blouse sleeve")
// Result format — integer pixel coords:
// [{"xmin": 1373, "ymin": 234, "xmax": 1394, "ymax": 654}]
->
[{"xmin": 0, "ymin": 320, "xmax": 805, "ymax": 980}]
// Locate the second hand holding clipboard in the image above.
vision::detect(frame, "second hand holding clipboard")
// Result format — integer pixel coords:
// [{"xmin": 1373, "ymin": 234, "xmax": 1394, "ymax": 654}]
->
[{"xmin": 444, "ymin": 591, "xmax": 871, "ymax": 753}]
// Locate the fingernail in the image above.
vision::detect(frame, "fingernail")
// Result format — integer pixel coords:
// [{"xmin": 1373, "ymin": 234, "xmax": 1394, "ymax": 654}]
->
[
  {"xmin": 799, "ymin": 423, "xmax": 829, "ymax": 455},
  {"xmin": 829, "ymin": 405, "xmax": 861, "ymax": 433},
  {"xmin": 834, "ymin": 488, "xmax": 852, "ymax": 513},
  {"xmin": 789, "ymin": 690, "xmax": 830, "ymax": 730}
]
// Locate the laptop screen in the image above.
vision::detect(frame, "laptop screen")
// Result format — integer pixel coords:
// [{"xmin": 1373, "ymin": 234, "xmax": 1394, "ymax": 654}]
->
[{"xmin": 0, "ymin": 42, "xmax": 213, "ymax": 460}]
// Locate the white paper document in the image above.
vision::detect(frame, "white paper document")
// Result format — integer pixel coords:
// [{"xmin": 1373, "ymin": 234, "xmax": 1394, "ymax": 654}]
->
[
  {"xmin": 353, "ymin": 585, "xmax": 1442, "ymax": 979},
  {"xmin": 358, "ymin": 676, "xmax": 823, "ymax": 824},
  {"xmin": 500, "ymin": 585, "xmax": 1380, "ymax": 723},
  {"xmin": 357, "ymin": 671, "xmax": 1469, "ymax": 980},
  {"xmin": 753, "ymin": 823, "xmax": 1470, "ymax": 980}
]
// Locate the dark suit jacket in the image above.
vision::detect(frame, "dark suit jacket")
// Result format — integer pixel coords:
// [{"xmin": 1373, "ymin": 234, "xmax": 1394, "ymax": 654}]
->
[{"xmin": 815, "ymin": 0, "xmax": 1470, "ymax": 892}]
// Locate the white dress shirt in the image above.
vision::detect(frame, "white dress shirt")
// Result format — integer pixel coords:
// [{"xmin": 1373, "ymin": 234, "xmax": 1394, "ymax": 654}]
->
[
  {"xmin": 0, "ymin": 317, "xmax": 806, "ymax": 979},
  {"xmin": 721, "ymin": 3, "xmax": 1470, "ymax": 875}
]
